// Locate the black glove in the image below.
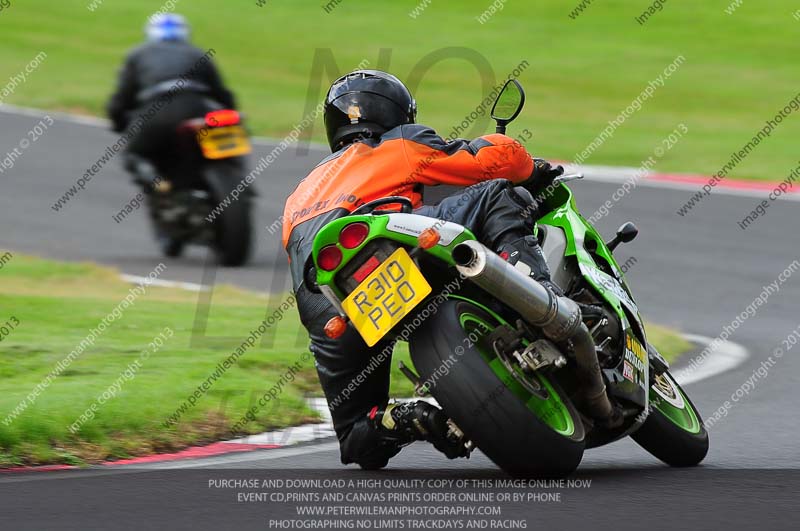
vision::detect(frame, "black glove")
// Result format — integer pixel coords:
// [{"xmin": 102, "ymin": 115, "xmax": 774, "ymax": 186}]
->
[{"xmin": 526, "ymin": 158, "xmax": 564, "ymax": 202}]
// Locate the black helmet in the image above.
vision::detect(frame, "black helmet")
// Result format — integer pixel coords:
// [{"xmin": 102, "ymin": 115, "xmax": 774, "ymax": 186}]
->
[{"xmin": 324, "ymin": 70, "xmax": 417, "ymax": 151}]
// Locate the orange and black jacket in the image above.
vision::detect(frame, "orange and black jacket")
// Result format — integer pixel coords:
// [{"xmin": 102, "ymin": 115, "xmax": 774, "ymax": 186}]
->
[{"xmin": 282, "ymin": 124, "xmax": 535, "ymax": 288}]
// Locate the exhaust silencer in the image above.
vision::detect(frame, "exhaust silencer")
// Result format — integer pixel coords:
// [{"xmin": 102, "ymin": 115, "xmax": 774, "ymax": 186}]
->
[
  {"xmin": 452, "ymin": 240, "xmax": 616, "ymax": 421},
  {"xmin": 452, "ymin": 240, "xmax": 581, "ymax": 342}
]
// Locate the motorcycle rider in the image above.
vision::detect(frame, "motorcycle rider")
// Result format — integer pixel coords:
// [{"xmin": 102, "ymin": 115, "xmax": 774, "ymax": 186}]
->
[
  {"xmin": 282, "ymin": 70, "xmax": 564, "ymax": 469},
  {"xmin": 106, "ymin": 13, "xmax": 236, "ymax": 189}
]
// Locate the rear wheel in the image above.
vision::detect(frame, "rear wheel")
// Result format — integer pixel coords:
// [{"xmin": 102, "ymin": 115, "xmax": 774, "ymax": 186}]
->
[
  {"xmin": 631, "ymin": 371, "xmax": 709, "ymax": 467},
  {"xmin": 205, "ymin": 161, "xmax": 252, "ymax": 267},
  {"xmin": 157, "ymin": 233, "xmax": 184, "ymax": 258},
  {"xmin": 409, "ymin": 299, "xmax": 585, "ymax": 477}
]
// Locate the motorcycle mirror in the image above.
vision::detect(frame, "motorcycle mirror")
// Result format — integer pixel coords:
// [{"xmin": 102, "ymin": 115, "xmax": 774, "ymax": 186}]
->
[
  {"xmin": 607, "ymin": 222, "xmax": 639, "ymax": 252},
  {"xmin": 491, "ymin": 79, "xmax": 525, "ymax": 134}
]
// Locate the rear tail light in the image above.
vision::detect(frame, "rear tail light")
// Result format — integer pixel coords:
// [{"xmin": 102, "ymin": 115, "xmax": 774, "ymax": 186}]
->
[
  {"xmin": 205, "ymin": 109, "xmax": 240, "ymax": 127},
  {"xmin": 339, "ymin": 222, "xmax": 369, "ymax": 249},
  {"xmin": 317, "ymin": 245, "xmax": 343, "ymax": 271}
]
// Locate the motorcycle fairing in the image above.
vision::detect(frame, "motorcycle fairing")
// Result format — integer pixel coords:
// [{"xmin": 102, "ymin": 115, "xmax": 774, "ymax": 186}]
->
[{"xmin": 538, "ymin": 185, "xmax": 649, "ymax": 408}]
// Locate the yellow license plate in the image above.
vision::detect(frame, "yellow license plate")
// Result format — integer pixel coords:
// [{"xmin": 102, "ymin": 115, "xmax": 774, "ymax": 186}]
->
[
  {"xmin": 341, "ymin": 248, "xmax": 431, "ymax": 347},
  {"xmin": 197, "ymin": 125, "xmax": 252, "ymax": 159}
]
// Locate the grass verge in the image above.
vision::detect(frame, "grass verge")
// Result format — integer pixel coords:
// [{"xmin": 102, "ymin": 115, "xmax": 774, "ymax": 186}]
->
[
  {"xmin": 1, "ymin": 1, "xmax": 798, "ymax": 180},
  {"xmin": 0, "ymin": 252, "xmax": 319, "ymax": 467}
]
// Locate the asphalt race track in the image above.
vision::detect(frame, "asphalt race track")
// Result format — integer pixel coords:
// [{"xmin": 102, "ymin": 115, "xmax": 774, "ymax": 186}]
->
[{"xmin": 1, "ymin": 108, "xmax": 799, "ymax": 530}]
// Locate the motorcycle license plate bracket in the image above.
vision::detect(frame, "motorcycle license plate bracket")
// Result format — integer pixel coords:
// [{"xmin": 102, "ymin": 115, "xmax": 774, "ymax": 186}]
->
[{"xmin": 341, "ymin": 248, "xmax": 432, "ymax": 347}]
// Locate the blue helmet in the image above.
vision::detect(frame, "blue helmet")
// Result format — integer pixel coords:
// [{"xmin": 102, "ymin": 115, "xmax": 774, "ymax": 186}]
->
[{"xmin": 145, "ymin": 13, "xmax": 190, "ymax": 42}]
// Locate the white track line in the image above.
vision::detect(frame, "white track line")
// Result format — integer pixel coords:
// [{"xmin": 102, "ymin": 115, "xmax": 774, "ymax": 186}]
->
[
  {"xmin": 221, "ymin": 334, "xmax": 747, "ymax": 452},
  {"xmin": 141, "ymin": 441, "xmax": 342, "ymax": 469},
  {"xmin": 227, "ymin": 397, "xmax": 438, "ymax": 447},
  {"xmin": 0, "ymin": 443, "xmax": 344, "ymax": 478},
  {"xmin": 119, "ymin": 273, "xmax": 208, "ymax": 292},
  {"xmin": 672, "ymin": 333, "xmax": 749, "ymax": 386},
  {"xmin": 227, "ymin": 398, "xmax": 336, "ymax": 446},
  {"xmin": 2, "ymin": 334, "xmax": 749, "ymax": 473},
  {"xmin": 3, "ymin": 103, "xmax": 795, "ymax": 200},
  {"xmin": 0, "ymin": 103, "xmax": 109, "ymax": 128},
  {"xmin": 0, "ymin": 103, "xmax": 327, "ymax": 151}
]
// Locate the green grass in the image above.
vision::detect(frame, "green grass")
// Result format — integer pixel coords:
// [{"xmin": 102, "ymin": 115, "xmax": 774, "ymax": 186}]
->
[
  {"xmin": 1, "ymin": 1, "xmax": 798, "ymax": 180},
  {"xmin": 0, "ymin": 251, "xmax": 690, "ymax": 467},
  {"xmin": 645, "ymin": 323, "xmax": 691, "ymax": 363},
  {"xmin": 0, "ymin": 253, "xmax": 322, "ymax": 466}
]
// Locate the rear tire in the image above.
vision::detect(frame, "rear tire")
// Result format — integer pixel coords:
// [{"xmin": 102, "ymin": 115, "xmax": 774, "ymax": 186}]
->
[
  {"xmin": 205, "ymin": 161, "xmax": 252, "ymax": 267},
  {"xmin": 158, "ymin": 234, "xmax": 184, "ymax": 258},
  {"xmin": 631, "ymin": 371, "xmax": 709, "ymax": 467},
  {"xmin": 410, "ymin": 299, "xmax": 585, "ymax": 477}
]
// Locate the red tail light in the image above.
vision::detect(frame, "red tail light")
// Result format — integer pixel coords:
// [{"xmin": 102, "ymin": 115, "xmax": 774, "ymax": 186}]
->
[
  {"xmin": 339, "ymin": 222, "xmax": 369, "ymax": 249},
  {"xmin": 317, "ymin": 245, "xmax": 343, "ymax": 271},
  {"xmin": 205, "ymin": 110, "xmax": 240, "ymax": 127}
]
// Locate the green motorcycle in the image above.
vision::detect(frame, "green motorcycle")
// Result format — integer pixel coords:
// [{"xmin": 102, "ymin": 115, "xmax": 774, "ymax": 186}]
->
[{"xmin": 309, "ymin": 80, "xmax": 708, "ymax": 477}]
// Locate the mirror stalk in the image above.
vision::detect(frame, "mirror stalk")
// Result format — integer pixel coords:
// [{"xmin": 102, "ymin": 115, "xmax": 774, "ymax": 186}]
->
[{"xmin": 606, "ymin": 222, "xmax": 639, "ymax": 252}]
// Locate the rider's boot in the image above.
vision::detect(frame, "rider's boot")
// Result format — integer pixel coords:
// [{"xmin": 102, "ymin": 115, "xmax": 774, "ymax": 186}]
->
[
  {"xmin": 495, "ymin": 234, "xmax": 564, "ymax": 296},
  {"xmin": 123, "ymin": 154, "xmax": 168, "ymax": 193},
  {"xmin": 367, "ymin": 401, "xmax": 470, "ymax": 462}
]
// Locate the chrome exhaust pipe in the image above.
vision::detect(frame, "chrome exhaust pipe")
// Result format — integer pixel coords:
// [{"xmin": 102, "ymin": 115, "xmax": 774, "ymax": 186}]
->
[
  {"xmin": 453, "ymin": 240, "xmax": 615, "ymax": 421},
  {"xmin": 452, "ymin": 241, "xmax": 580, "ymax": 341}
]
